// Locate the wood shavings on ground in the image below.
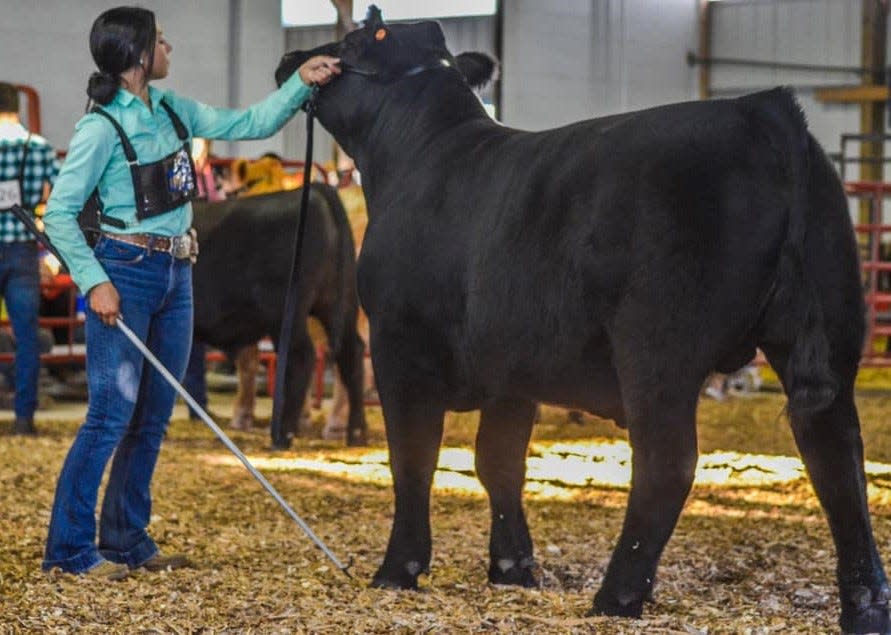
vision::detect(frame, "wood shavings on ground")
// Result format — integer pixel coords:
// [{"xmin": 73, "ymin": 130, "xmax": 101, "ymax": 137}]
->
[{"xmin": 3, "ymin": 390, "xmax": 891, "ymax": 633}]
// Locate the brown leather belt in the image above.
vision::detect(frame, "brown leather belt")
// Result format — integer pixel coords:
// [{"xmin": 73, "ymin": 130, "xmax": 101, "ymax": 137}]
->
[{"xmin": 102, "ymin": 230, "xmax": 198, "ymax": 261}]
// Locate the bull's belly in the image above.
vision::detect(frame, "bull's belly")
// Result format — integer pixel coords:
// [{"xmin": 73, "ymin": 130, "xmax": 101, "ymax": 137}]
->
[{"xmin": 446, "ymin": 359, "xmax": 625, "ymax": 425}]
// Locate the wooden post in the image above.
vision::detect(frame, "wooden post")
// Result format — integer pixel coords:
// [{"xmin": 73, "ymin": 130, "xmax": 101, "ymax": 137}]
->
[
  {"xmin": 860, "ymin": 0, "xmax": 887, "ymax": 187},
  {"xmin": 331, "ymin": 0, "xmax": 353, "ymax": 38},
  {"xmin": 330, "ymin": 0, "xmax": 355, "ymax": 180},
  {"xmin": 697, "ymin": 0, "xmax": 711, "ymax": 99}
]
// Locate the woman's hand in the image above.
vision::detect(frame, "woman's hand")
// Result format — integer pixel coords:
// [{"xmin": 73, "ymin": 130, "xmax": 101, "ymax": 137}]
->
[
  {"xmin": 89, "ymin": 281, "xmax": 120, "ymax": 326},
  {"xmin": 298, "ymin": 55, "xmax": 341, "ymax": 86}
]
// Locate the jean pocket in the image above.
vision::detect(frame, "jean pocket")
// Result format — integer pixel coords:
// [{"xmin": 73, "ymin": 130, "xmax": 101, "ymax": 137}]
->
[{"xmin": 95, "ymin": 237, "xmax": 145, "ymax": 265}]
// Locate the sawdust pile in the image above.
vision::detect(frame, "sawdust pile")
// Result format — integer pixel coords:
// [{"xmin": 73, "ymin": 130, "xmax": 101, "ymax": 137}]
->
[{"xmin": 3, "ymin": 390, "xmax": 891, "ymax": 633}]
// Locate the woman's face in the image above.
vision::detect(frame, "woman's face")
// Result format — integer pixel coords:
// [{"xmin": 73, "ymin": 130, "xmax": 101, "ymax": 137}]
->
[{"xmin": 148, "ymin": 26, "xmax": 172, "ymax": 80}]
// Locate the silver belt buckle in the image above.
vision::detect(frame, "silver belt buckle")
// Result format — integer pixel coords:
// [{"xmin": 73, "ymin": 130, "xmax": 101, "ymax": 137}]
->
[
  {"xmin": 171, "ymin": 229, "xmax": 199, "ymax": 263},
  {"xmin": 170, "ymin": 234, "xmax": 191, "ymax": 260}
]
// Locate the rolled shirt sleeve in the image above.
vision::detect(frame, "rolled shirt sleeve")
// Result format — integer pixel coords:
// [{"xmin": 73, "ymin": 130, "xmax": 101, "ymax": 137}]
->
[
  {"xmin": 43, "ymin": 71, "xmax": 313, "ymax": 296},
  {"xmin": 171, "ymin": 71, "xmax": 313, "ymax": 141},
  {"xmin": 43, "ymin": 116, "xmax": 116, "ymax": 295}
]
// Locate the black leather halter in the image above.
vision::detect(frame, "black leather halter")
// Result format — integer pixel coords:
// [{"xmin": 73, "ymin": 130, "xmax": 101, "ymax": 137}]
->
[{"xmin": 340, "ymin": 57, "xmax": 456, "ymax": 81}]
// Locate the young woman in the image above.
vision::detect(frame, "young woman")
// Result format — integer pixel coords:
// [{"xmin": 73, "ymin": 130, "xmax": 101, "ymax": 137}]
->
[{"xmin": 42, "ymin": 6, "xmax": 339, "ymax": 580}]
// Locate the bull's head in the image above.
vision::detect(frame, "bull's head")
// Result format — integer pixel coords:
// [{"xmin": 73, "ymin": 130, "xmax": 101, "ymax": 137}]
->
[{"xmin": 275, "ymin": 5, "xmax": 497, "ymax": 158}]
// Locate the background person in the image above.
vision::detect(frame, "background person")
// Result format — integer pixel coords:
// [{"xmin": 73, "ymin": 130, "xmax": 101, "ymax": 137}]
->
[
  {"xmin": 41, "ymin": 6, "xmax": 339, "ymax": 581},
  {"xmin": 0, "ymin": 81, "xmax": 59, "ymax": 435}
]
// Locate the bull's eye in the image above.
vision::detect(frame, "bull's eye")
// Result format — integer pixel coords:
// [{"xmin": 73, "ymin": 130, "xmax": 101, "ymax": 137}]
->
[{"xmin": 375, "ymin": 28, "xmax": 387, "ymax": 41}]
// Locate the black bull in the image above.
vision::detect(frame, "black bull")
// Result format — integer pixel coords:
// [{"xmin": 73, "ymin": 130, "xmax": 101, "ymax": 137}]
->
[
  {"xmin": 190, "ymin": 187, "xmax": 367, "ymax": 446},
  {"xmin": 277, "ymin": 16, "xmax": 890, "ymax": 634}
]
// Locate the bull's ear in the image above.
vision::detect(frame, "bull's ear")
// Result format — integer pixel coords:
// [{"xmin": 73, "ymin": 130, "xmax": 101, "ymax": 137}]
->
[
  {"xmin": 364, "ymin": 4, "xmax": 384, "ymax": 28},
  {"xmin": 455, "ymin": 52, "xmax": 497, "ymax": 90}
]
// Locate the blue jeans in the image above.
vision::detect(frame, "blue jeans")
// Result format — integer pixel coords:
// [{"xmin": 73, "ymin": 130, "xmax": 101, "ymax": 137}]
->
[
  {"xmin": 43, "ymin": 237, "xmax": 193, "ymax": 573},
  {"xmin": 0, "ymin": 241, "xmax": 40, "ymax": 419}
]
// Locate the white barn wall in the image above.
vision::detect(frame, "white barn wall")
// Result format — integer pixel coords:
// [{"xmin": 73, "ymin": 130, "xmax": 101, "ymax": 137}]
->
[
  {"xmin": 0, "ymin": 0, "xmax": 283, "ymax": 158},
  {"xmin": 709, "ymin": 0, "xmax": 863, "ymax": 169},
  {"xmin": 0, "ymin": 1, "xmax": 879, "ymax": 173},
  {"xmin": 501, "ymin": 0, "xmax": 700, "ymax": 130}
]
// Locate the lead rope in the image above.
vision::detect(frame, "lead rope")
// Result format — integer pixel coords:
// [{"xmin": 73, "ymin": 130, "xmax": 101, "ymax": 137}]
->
[{"xmin": 271, "ymin": 87, "xmax": 319, "ymax": 449}]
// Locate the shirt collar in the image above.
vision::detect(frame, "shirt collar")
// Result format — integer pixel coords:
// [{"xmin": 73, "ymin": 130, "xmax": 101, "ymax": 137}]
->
[
  {"xmin": 113, "ymin": 85, "xmax": 164, "ymax": 111},
  {"xmin": 0, "ymin": 120, "xmax": 28, "ymax": 142}
]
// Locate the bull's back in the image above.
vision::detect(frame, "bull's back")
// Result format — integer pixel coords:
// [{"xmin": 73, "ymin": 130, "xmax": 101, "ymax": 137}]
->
[{"xmin": 363, "ymin": 90, "xmax": 819, "ymax": 410}]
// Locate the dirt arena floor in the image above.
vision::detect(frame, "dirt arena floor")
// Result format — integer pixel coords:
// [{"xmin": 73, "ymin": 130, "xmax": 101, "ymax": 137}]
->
[{"xmin": 3, "ymin": 380, "xmax": 891, "ymax": 634}]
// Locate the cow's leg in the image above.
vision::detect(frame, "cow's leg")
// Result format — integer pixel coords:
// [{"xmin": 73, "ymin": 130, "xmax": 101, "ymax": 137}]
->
[
  {"xmin": 591, "ymin": 387, "xmax": 699, "ymax": 618},
  {"xmin": 322, "ymin": 374, "xmax": 348, "ymax": 441},
  {"xmin": 476, "ymin": 398, "xmax": 538, "ymax": 587},
  {"xmin": 371, "ymin": 396, "xmax": 445, "ymax": 589},
  {"xmin": 763, "ymin": 345, "xmax": 890, "ymax": 635},
  {"xmin": 270, "ymin": 330, "xmax": 317, "ymax": 449},
  {"xmin": 330, "ymin": 332, "xmax": 367, "ymax": 446},
  {"xmin": 231, "ymin": 344, "xmax": 258, "ymax": 430}
]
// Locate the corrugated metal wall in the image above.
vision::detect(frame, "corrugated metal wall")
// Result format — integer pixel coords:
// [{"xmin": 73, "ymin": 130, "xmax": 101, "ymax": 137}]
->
[
  {"xmin": 502, "ymin": 0, "xmax": 699, "ymax": 130},
  {"xmin": 709, "ymin": 0, "xmax": 863, "ymax": 169}
]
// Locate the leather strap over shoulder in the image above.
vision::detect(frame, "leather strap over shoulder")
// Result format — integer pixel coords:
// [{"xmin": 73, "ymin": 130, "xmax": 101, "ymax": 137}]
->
[
  {"xmin": 91, "ymin": 100, "xmax": 190, "ymax": 163},
  {"xmin": 158, "ymin": 100, "xmax": 190, "ymax": 141},
  {"xmin": 91, "ymin": 107, "xmax": 138, "ymax": 164}
]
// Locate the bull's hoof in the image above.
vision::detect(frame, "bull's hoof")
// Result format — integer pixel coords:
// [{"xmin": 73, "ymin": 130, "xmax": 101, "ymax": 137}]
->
[
  {"xmin": 321, "ymin": 420, "xmax": 346, "ymax": 441},
  {"xmin": 371, "ymin": 561, "xmax": 423, "ymax": 590},
  {"xmin": 589, "ymin": 588, "xmax": 645, "ymax": 618},
  {"xmin": 347, "ymin": 427, "xmax": 368, "ymax": 447},
  {"xmin": 841, "ymin": 585, "xmax": 891, "ymax": 634},
  {"xmin": 489, "ymin": 558, "xmax": 538, "ymax": 588},
  {"xmin": 270, "ymin": 438, "xmax": 292, "ymax": 451},
  {"xmin": 230, "ymin": 414, "xmax": 254, "ymax": 431}
]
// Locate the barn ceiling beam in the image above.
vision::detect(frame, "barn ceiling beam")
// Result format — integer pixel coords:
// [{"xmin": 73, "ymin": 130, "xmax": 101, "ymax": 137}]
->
[{"xmin": 814, "ymin": 84, "xmax": 888, "ymax": 103}]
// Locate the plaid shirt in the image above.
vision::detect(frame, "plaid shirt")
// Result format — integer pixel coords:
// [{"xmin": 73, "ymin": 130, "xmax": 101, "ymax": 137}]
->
[{"xmin": 0, "ymin": 122, "xmax": 59, "ymax": 243}]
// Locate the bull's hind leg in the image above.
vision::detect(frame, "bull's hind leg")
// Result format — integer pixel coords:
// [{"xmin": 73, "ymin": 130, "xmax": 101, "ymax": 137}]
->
[
  {"xmin": 232, "ymin": 344, "xmax": 259, "ymax": 430},
  {"xmin": 270, "ymin": 330, "xmax": 317, "ymax": 449},
  {"xmin": 476, "ymin": 398, "xmax": 538, "ymax": 586},
  {"xmin": 763, "ymin": 345, "xmax": 890, "ymax": 634},
  {"xmin": 591, "ymin": 384, "xmax": 699, "ymax": 618},
  {"xmin": 330, "ymin": 331, "xmax": 368, "ymax": 446},
  {"xmin": 372, "ymin": 396, "xmax": 445, "ymax": 589}
]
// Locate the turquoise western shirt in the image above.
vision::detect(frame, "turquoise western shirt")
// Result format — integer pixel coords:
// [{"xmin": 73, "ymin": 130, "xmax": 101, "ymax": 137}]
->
[{"xmin": 44, "ymin": 72, "xmax": 312, "ymax": 294}]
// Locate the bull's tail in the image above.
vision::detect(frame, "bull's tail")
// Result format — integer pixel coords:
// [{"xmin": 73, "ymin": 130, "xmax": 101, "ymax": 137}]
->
[
  {"xmin": 754, "ymin": 89, "xmax": 838, "ymax": 415},
  {"xmin": 315, "ymin": 183, "xmax": 357, "ymax": 358}
]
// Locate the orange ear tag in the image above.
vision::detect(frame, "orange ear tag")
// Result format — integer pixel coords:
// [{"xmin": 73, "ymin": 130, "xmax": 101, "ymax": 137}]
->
[{"xmin": 375, "ymin": 28, "xmax": 387, "ymax": 41}]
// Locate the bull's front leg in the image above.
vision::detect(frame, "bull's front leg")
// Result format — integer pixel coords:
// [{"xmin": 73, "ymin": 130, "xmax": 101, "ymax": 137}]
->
[
  {"xmin": 371, "ymin": 394, "xmax": 445, "ymax": 589},
  {"xmin": 476, "ymin": 398, "xmax": 538, "ymax": 587},
  {"xmin": 591, "ymin": 393, "xmax": 699, "ymax": 617}
]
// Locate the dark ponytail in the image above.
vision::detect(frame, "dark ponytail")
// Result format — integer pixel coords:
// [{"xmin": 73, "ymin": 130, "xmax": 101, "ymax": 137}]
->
[
  {"xmin": 85, "ymin": 6, "xmax": 156, "ymax": 106},
  {"xmin": 86, "ymin": 71, "xmax": 119, "ymax": 106}
]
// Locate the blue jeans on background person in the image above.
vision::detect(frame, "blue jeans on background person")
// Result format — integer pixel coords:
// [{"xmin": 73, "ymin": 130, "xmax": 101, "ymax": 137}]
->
[
  {"xmin": 0, "ymin": 241, "xmax": 41, "ymax": 420},
  {"xmin": 182, "ymin": 339, "xmax": 208, "ymax": 420},
  {"xmin": 43, "ymin": 237, "xmax": 193, "ymax": 574}
]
